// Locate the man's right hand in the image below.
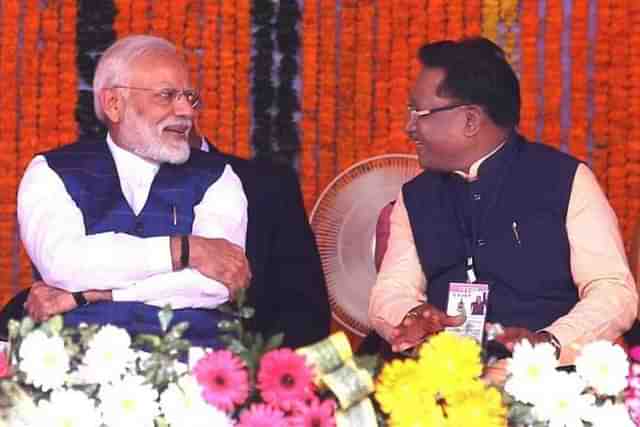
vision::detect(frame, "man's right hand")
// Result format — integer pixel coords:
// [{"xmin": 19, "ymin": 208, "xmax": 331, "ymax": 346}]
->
[
  {"xmin": 186, "ymin": 236, "xmax": 252, "ymax": 300},
  {"xmin": 389, "ymin": 303, "xmax": 465, "ymax": 352}
]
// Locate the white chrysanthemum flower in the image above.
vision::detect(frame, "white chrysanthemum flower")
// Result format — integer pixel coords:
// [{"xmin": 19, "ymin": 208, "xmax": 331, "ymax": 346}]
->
[
  {"xmin": 160, "ymin": 374, "xmax": 233, "ymax": 427},
  {"xmin": 19, "ymin": 330, "xmax": 69, "ymax": 391},
  {"xmin": 99, "ymin": 375, "xmax": 159, "ymax": 427},
  {"xmin": 505, "ymin": 340, "xmax": 558, "ymax": 405},
  {"xmin": 34, "ymin": 389, "xmax": 101, "ymax": 427},
  {"xmin": 583, "ymin": 401, "xmax": 635, "ymax": 427},
  {"xmin": 532, "ymin": 370, "xmax": 590, "ymax": 427},
  {"xmin": 575, "ymin": 341, "xmax": 629, "ymax": 396},
  {"xmin": 81, "ymin": 325, "xmax": 136, "ymax": 384}
]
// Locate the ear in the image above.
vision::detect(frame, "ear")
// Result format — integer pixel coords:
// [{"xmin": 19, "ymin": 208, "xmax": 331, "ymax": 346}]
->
[
  {"xmin": 100, "ymin": 88, "xmax": 124, "ymax": 123},
  {"xmin": 462, "ymin": 106, "xmax": 483, "ymax": 137}
]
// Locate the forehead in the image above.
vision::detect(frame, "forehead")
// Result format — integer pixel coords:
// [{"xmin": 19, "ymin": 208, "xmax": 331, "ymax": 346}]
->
[
  {"xmin": 128, "ymin": 52, "xmax": 190, "ymax": 87},
  {"xmin": 410, "ymin": 67, "xmax": 447, "ymax": 105}
]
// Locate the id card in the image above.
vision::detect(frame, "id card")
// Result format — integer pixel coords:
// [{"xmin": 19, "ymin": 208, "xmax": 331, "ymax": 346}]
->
[{"xmin": 444, "ymin": 282, "xmax": 489, "ymax": 343}]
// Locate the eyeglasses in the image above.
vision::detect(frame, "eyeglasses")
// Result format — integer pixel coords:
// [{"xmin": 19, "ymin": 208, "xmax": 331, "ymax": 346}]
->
[
  {"xmin": 111, "ymin": 86, "xmax": 201, "ymax": 109},
  {"xmin": 407, "ymin": 103, "xmax": 472, "ymax": 121}
]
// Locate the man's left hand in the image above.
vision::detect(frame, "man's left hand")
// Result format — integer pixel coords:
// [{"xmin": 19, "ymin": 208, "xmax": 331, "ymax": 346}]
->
[
  {"xmin": 24, "ymin": 281, "xmax": 77, "ymax": 322},
  {"xmin": 491, "ymin": 324, "xmax": 552, "ymax": 352}
]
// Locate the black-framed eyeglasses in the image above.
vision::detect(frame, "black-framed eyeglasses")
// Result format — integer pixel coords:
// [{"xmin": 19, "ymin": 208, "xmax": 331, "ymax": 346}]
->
[
  {"xmin": 111, "ymin": 86, "xmax": 201, "ymax": 109},
  {"xmin": 407, "ymin": 103, "xmax": 472, "ymax": 121}
]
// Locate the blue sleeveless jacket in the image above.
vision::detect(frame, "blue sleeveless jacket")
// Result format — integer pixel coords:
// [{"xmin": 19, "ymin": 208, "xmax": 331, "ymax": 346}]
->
[
  {"xmin": 403, "ymin": 133, "xmax": 580, "ymax": 331},
  {"xmin": 40, "ymin": 137, "xmax": 231, "ymax": 348}
]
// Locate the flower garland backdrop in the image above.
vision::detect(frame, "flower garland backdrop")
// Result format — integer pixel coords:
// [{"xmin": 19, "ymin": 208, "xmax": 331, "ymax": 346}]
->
[{"xmin": 2, "ymin": 0, "xmax": 640, "ymax": 308}]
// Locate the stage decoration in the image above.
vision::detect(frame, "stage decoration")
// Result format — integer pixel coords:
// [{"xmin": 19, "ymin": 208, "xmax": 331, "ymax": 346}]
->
[
  {"xmin": 569, "ymin": 0, "xmax": 589, "ymax": 162},
  {"xmin": 199, "ymin": 1, "xmax": 221, "ymax": 149},
  {"xmin": 608, "ymin": 0, "xmax": 631, "ymax": 239},
  {"xmin": 317, "ymin": 0, "xmax": 338, "ymax": 205},
  {"xmin": 151, "ymin": 0, "xmax": 170, "ymax": 40},
  {"xmin": 371, "ymin": 0, "xmax": 391, "ymax": 157},
  {"xmin": 76, "ymin": 0, "xmax": 116, "ymax": 140},
  {"xmin": 184, "ymin": 0, "xmax": 202, "ymax": 88},
  {"xmin": 446, "ymin": 0, "xmax": 464, "ymax": 41},
  {"xmin": 354, "ymin": 1, "xmax": 375, "ymax": 163},
  {"xmin": 481, "ymin": 0, "xmax": 500, "ymax": 42},
  {"xmin": 464, "ymin": 0, "xmax": 483, "ymax": 37},
  {"xmin": 427, "ymin": 0, "xmax": 446, "ymax": 41},
  {"xmin": 0, "ymin": 295, "xmax": 384, "ymax": 427},
  {"xmin": 217, "ymin": 1, "xmax": 237, "ymax": 155},
  {"xmin": 592, "ymin": 0, "xmax": 611, "ymax": 187},
  {"xmin": 389, "ymin": 0, "xmax": 410, "ymax": 154},
  {"xmin": 300, "ymin": 0, "xmax": 320, "ymax": 211},
  {"xmin": 519, "ymin": 0, "xmax": 539, "ymax": 141},
  {"xmin": 273, "ymin": 0, "xmax": 302, "ymax": 165},
  {"xmin": 499, "ymin": 0, "xmax": 519, "ymax": 69},
  {"xmin": 234, "ymin": 0, "xmax": 252, "ymax": 159},
  {"xmin": 336, "ymin": 2, "xmax": 357, "ymax": 171},
  {"xmin": 627, "ymin": 2, "xmax": 640, "ymax": 244},
  {"xmin": 408, "ymin": 0, "xmax": 427, "ymax": 81},
  {"xmin": 542, "ymin": 1, "xmax": 563, "ymax": 151}
]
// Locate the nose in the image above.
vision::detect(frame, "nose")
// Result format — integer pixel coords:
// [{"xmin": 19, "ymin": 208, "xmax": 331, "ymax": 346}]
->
[
  {"xmin": 173, "ymin": 94, "xmax": 195, "ymax": 118},
  {"xmin": 405, "ymin": 113, "xmax": 416, "ymax": 135}
]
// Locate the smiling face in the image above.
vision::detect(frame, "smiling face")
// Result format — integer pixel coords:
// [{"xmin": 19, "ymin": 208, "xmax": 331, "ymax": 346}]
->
[
  {"xmin": 406, "ymin": 67, "xmax": 474, "ymax": 172},
  {"xmin": 107, "ymin": 51, "xmax": 195, "ymax": 164}
]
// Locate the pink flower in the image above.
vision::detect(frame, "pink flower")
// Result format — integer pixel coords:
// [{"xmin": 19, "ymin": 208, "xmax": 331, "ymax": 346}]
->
[
  {"xmin": 630, "ymin": 346, "xmax": 640, "ymax": 362},
  {"xmin": 290, "ymin": 397, "xmax": 336, "ymax": 427},
  {"xmin": 236, "ymin": 403, "xmax": 289, "ymax": 427},
  {"xmin": 0, "ymin": 352, "xmax": 9, "ymax": 378},
  {"xmin": 258, "ymin": 349, "xmax": 315, "ymax": 410},
  {"xmin": 192, "ymin": 350, "xmax": 249, "ymax": 412}
]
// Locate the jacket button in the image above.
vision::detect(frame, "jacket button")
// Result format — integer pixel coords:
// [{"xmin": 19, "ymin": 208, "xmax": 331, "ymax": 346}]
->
[
  {"xmin": 476, "ymin": 239, "xmax": 487, "ymax": 247},
  {"xmin": 472, "ymin": 193, "xmax": 481, "ymax": 201}
]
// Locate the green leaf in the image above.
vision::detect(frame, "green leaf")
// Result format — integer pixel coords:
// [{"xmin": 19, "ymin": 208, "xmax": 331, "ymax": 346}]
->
[
  {"xmin": 217, "ymin": 319, "xmax": 240, "ymax": 333},
  {"xmin": 134, "ymin": 334, "xmax": 162, "ymax": 349},
  {"xmin": 158, "ymin": 306, "xmax": 174, "ymax": 333},
  {"xmin": 19, "ymin": 318, "xmax": 35, "ymax": 337},
  {"xmin": 264, "ymin": 333, "xmax": 284, "ymax": 352},
  {"xmin": 43, "ymin": 316, "xmax": 63, "ymax": 335}
]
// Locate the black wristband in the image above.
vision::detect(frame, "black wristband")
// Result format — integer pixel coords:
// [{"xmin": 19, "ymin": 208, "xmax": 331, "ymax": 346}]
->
[
  {"xmin": 538, "ymin": 331, "xmax": 561, "ymax": 359},
  {"xmin": 180, "ymin": 235, "xmax": 189, "ymax": 268},
  {"xmin": 72, "ymin": 292, "xmax": 89, "ymax": 307}
]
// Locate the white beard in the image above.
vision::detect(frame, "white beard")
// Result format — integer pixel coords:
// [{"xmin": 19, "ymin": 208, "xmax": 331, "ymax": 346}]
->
[{"xmin": 118, "ymin": 106, "xmax": 191, "ymax": 165}]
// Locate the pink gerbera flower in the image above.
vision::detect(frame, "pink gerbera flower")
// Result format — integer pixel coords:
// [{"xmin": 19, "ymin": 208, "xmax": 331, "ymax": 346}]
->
[
  {"xmin": 0, "ymin": 352, "xmax": 9, "ymax": 378},
  {"xmin": 257, "ymin": 349, "xmax": 315, "ymax": 410},
  {"xmin": 290, "ymin": 397, "xmax": 337, "ymax": 427},
  {"xmin": 236, "ymin": 403, "xmax": 289, "ymax": 427},
  {"xmin": 192, "ymin": 349, "xmax": 249, "ymax": 411}
]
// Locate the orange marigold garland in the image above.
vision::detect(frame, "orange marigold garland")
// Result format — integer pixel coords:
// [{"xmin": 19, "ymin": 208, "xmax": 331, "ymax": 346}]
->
[
  {"xmin": 301, "ymin": 0, "xmax": 320, "ymax": 211},
  {"xmin": 234, "ymin": 0, "xmax": 251, "ymax": 158},
  {"xmin": 317, "ymin": 0, "xmax": 337, "ymax": 199},
  {"xmin": 518, "ymin": 0, "xmax": 538, "ymax": 141},
  {"xmin": 427, "ymin": 0, "xmax": 446, "ymax": 42},
  {"xmin": 481, "ymin": 0, "xmax": 500, "ymax": 42},
  {"xmin": 336, "ymin": 2, "xmax": 357, "ymax": 171},
  {"xmin": 199, "ymin": 1, "xmax": 221, "ymax": 148},
  {"xmin": 464, "ymin": 0, "xmax": 482, "ymax": 37},
  {"xmin": 592, "ymin": 0, "xmax": 611, "ymax": 188},
  {"xmin": 389, "ymin": 0, "xmax": 410, "ymax": 153},
  {"xmin": 0, "ymin": 0, "xmax": 19, "ymax": 305},
  {"xmin": 568, "ymin": 0, "xmax": 589, "ymax": 161},
  {"xmin": 607, "ymin": 0, "xmax": 630, "ymax": 238},
  {"xmin": 627, "ymin": 0, "xmax": 640, "ymax": 240},
  {"xmin": 408, "ymin": 0, "xmax": 427, "ymax": 82},
  {"xmin": 168, "ymin": 0, "xmax": 188, "ymax": 49},
  {"xmin": 446, "ymin": 0, "xmax": 464, "ymax": 40},
  {"xmin": 353, "ymin": 0, "xmax": 375, "ymax": 163},
  {"xmin": 184, "ymin": 0, "xmax": 203, "ymax": 89},
  {"xmin": 38, "ymin": 1, "xmax": 61, "ymax": 151},
  {"xmin": 541, "ymin": 0, "xmax": 563, "ymax": 150},
  {"xmin": 500, "ymin": 0, "xmax": 519, "ymax": 70},
  {"xmin": 113, "ymin": 0, "xmax": 132, "ymax": 36},
  {"xmin": 152, "ymin": 0, "xmax": 170, "ymax": 39},
  {"xmin": 371, "ymin": 0, "xmax": 391, "ymax": 156},
  {"xmin": 218, "ymin": 0, "xmax": 237, "ymax": 154},
  {"xmin": 59, "ymin": 0, "xmax": 78, "ymax": 146},
  {"xmin": 130, "ymin": 0, "xmax": 150, "ymax": 35}
]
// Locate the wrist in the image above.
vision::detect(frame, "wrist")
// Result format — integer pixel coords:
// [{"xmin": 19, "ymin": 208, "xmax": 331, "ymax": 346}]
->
[{"xmin": 84, "ymin": 290, "xmax": 112, "ymax": 303}]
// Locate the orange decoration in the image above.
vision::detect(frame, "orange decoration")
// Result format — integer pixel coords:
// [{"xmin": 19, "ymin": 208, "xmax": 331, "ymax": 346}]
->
[
  {"xmin": 519, "ymin": 0, "xmax": 538, "ymax": 141},
  {"xmin": 464, "ymin": 0, "xmax": 482, "ymax": 37},
  {"xmin": 371, "ymin": 0, "xmax": 391, "ymax": 156},
  {"xmin": 336, "ymin": 2, "xmax": 357, "ymax": 172},
  {"xmin": 234, "ymin": 0, "xmax": 251, "ymax": 159},
  {"xmin": 541, "ymin": 1, "xmax": 563, "ymax": 150},
  {"xmin": 569, "ymin": 0, "xmax": 589, "ymax": 161},
  {"xmin": 389, "ymin": 0, "xmax": 410, "ymax": 153},
  {"xmin": 217, "ymin": 0, "xmax": 237, "ymax": 154},
  {"xmin": 353, "ymin": 1, "xmax": 375, "ymax": 162}
]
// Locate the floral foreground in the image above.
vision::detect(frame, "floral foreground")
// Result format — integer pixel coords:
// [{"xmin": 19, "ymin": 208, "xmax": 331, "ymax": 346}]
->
[{"xmin": 1, "ymin": 309, "xmax": 640, "ymax": 427}]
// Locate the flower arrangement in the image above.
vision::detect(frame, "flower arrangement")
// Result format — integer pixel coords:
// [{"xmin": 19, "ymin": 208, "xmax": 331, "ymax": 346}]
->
[
  {"xmin": 373, "ymin": 331, "xmax": 638, "ymax": 427},
  {"xmin": 0, "ymin": 295, "xmax": 368, "ymax": 427}
]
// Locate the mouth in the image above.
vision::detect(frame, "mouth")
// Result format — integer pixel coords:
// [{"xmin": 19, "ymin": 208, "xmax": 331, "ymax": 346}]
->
[{"xmin": 163, "ymin": 123, "xmax": 191, "ymax": 138}]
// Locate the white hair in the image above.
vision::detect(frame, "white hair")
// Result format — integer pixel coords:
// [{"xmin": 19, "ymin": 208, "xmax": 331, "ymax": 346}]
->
[{"xmin": 93, "ymin": 35, "xmax": 177, "ymax": 123}]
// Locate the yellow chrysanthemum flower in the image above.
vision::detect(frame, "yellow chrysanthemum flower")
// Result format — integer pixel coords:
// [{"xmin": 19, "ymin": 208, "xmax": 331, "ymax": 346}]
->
[
  {"xmin": 445, "ymin": 386, "xmax": 507, "ymax": 427},
  {"xmin": 416, "ymin": 333, "xmax": 483, "ymax": 397},
  {"xmin": 388, "ymin": 393, "xmax": 447, "ymax": 427},
  {"xmin": 375, "ymin": 358, "xmax": 431, "ymax": 414}
]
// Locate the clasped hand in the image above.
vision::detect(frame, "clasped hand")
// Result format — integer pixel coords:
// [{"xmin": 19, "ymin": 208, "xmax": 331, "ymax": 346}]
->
[{"xmin": 389, "ymin": 303, "xmax": 465, "ymax": 352}]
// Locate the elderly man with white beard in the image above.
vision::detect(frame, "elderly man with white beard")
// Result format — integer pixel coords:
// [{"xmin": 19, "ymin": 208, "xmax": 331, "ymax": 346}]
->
[{"xmin": 16, "ymin": 35, "xmax": 251, "ymax": 348}]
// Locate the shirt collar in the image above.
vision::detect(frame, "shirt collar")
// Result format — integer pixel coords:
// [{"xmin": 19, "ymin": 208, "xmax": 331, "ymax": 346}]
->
[{"xmin": 453, "ymin": 140, "xmax": 507, "ymax": 181}]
